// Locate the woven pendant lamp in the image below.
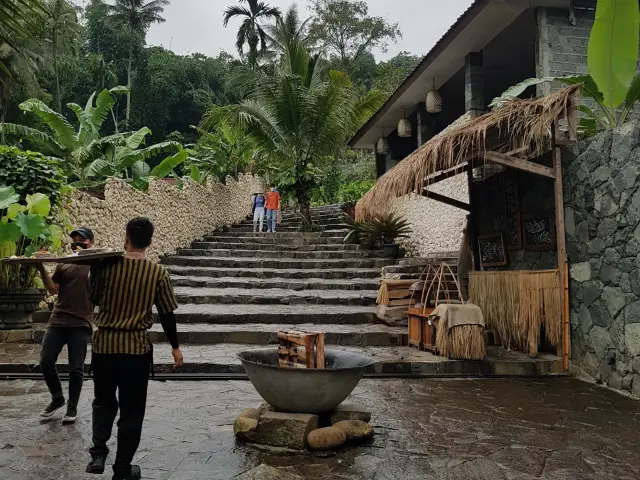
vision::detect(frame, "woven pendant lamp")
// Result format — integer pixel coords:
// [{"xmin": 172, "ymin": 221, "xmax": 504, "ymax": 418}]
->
[
  {"xmin": 426, "ymin": 79, "xmax": 442, "ymax": 114},
  {"xmin": 397, "ymin": 114, "xmax": 412, "ymax": 138},
  {"xmin": 376, "ymin": 135, "xmax": 390, "ymax": 154}
]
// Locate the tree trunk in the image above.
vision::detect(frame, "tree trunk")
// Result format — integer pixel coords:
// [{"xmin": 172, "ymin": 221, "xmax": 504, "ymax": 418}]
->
[
  {"xmin": 53, "ymin": 28, "xmax": 61, "ymax": 113},
  {"xmin": 125, "ymin": 32, "xmax": 133, "ymax": 128},
  {"xmin": 296, "ymin": 188, "xmax": 312, "ymax": 226}
]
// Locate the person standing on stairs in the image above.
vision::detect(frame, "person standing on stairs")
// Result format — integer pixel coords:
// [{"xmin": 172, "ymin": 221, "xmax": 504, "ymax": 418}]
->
[
  {"xmin": 85, "ymin": 217, "xmax": 184, "ymax": 480},
  {"xmin": 265, "ymin": 185, "xmax": 281, "ymax": 233},
  {"xmin": 37, "ymin": 227, "xmax": 95, "ymax": 424},
  {"xmin": 252, "ymin": 192, "xmax": 266, "ymax": 232}
]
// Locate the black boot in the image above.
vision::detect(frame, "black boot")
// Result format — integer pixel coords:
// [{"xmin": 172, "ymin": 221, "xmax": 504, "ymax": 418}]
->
[
  {"xmin": 86, "ymin": 456, "xmax": 106, "ymax": 474},
  {"xmin": 112, "ymin": 465, "xmax": 141, "ymax": 480}
]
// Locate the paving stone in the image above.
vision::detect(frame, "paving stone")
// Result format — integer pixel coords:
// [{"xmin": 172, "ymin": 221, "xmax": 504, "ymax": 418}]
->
[
  {"xmin": 244, "ymin": 412, "xmax": 318, "ymax": 450},
  {"xmin": 234, "ymin": 464, "xmax": 303, "ymax": 480},
  {"xmin": 329, "ymin": 403, "xmax": 372, "ymax": 424}
]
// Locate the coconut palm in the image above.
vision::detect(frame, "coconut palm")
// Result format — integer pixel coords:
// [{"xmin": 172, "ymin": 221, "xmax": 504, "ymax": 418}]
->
[
  {"xmin": 222, "ymin": 0, "xmax": 281, "ymax": 69},
  {"xmin": 0, "ymin": 0, "xmax": 44, "ymax": 74},
  {"xmin": 202, "ymin": 40, "xmax": 383, "ymax": 223},
  {"xmin": 106, "ymin": 0, "xmax": 169, "ymax": 127},
  {"xmin": 266, "ymin": 4, "xmax": 314, "ymax": 74},
  {"xmin": 42, "ymin": 0, "xmax": 81, "ymax": 112}
]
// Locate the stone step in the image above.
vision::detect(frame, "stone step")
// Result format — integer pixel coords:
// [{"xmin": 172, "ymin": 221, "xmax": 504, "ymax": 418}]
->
[
  {"xmin": 231, "ymin": 226, "xmax": 302, "ymax": 232},
  {"xmin": 0, "ymin": 343, "xmax": 565, "ymax": 377},
  {"xmin": 200, "ymin": 235, "xmax": 345, "ymax": 245},
  {"xmin": 164, "ymin": 265, "xmax": 382, "ymax": 280},
  {"xmin": 190, "ymin": 242, "xmax": 362, "ymax": 251},
  {"xmin": 170, "ymin": 275, "xmax": 380, "ymax": 291},
  {"xmin": 176, "ymin": 248, "xmax": 384, "ymax": 259},
  {"xmin": 205, "ymin": 231, "xmax": 347, "ymax": 239},
  {"xmin": 170, "ymin": 304, "xmax": 376, "ymax": 325},
  {"xmin": 147, "ymin": 323, "xmax": 404, "ymax": 346},
  {"xmin": 173, "ymin": 286, "xmax": 377, "ymax": 306},
  {"xmin": 161, "ymin": 256, "xmax": 393, "ymax": 269},
  {"xmin": 240, "ymin": 221, "xmax": 347, "ymax": 230}
]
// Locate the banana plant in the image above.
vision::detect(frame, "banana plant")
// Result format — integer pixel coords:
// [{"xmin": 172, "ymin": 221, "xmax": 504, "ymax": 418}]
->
[{"xmin": 491, "ymin": 0, "xmax": 639, "ymax": 134}]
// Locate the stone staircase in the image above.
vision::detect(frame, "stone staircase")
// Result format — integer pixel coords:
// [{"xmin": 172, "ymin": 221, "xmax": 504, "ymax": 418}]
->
[
  {"xmin": 157, "ymin": 204, "xmax": 405, "ymax": 348},
  {"xmin": 0, "ymin": 204, "xmax": 563, "ymax": 378}
]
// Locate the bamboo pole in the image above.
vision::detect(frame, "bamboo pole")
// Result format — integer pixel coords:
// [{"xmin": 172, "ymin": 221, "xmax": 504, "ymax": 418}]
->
[{"xmin": 552, "ymin": 123, "xmax": 570, "ymax": 371}]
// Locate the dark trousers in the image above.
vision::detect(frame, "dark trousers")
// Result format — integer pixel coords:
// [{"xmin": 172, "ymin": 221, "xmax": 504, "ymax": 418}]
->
[
  {"xmin": 39, "ymin": 326, "xmax": 91, "ymax": 406},
  {"xmin": 90, "ymin": 352, "xmax": 151, "ymax": 477}
]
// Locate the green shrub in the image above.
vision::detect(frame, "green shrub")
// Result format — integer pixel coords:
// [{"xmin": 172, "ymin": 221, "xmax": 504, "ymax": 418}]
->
[
  {"xmin": 0, "ymin": 146, "xmax": 66, "ymax": 207},
  {"xmin": 340, "ymin": 180, "xmax": 375, "ymax": 202}
]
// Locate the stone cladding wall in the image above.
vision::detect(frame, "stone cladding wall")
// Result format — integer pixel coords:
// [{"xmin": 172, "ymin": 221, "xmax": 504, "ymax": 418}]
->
[
  {"xmin": 564, "ymin": 121, "xmax": 640, "ymax": 396},
  {"xmin": 392, "ymin": 175, "xmax": 468, "ymax": 257},
  {"xmin": 65, "ymin": 175, "xmax": 264, "ymax": 262}
]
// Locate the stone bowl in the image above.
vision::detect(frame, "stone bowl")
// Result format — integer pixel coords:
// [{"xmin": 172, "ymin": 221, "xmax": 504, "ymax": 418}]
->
[{"xmin": 237, "ymin": 348, "xmax": 375, "ymax": 414}]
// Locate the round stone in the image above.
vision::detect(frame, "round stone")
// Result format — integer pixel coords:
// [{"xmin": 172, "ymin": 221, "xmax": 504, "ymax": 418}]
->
[
  {"xmin": 332, "ymin": 420, "xmax": 374, "ymax": 442},
  {"xmin": 307, "ymin": 427, "xmax": 346, "ymax": 451}
]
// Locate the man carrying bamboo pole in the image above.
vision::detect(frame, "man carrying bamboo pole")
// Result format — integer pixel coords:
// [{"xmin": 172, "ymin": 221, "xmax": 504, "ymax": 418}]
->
[{"xmin": 85, "ymin": 217, "xmax": 183, "ymax": 480}]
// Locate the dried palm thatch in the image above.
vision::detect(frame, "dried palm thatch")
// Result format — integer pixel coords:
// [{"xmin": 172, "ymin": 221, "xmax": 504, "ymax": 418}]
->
[
  {"xmin": 376, "ymin": 279, "xmax": 415, "ymax": 305},
  {"xmin": 356, "ymin": 85, "xmax": 581, "ymax": 222},
  {"xmin": 469, "ymin": 270, "xmax": 561, "ymax": 356},
  {"xmin": 436, "ymin": 323, "xmax": 486, "ymax": 360}
]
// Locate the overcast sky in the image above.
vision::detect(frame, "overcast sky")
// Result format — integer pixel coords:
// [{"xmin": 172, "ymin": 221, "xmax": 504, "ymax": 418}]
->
[{"xmin": 78, "ymin": 0, "xmax": 475, "ymax": 61}]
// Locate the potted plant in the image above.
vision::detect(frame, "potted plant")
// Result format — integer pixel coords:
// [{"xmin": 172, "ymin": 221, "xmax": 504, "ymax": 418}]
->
[
  {"xmin": 0, "ymin": 186, "xmax": 62, "ymax": 330},
  {"xmin": 368, "ymin": 214, "xmax": 412, "ymax": 258},
  {"xmin": 342, "ymin": 203, "xmax": 374, "ymax": 249}
]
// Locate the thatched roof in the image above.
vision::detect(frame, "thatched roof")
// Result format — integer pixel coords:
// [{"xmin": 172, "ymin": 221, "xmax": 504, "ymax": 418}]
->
[{"xmin": 356, "ymin": 85, "xmax": 581, "ymax": 222}]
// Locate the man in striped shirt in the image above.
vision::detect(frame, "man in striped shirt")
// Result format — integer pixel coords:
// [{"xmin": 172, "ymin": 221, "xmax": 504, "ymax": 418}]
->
[{"xmin": 86, "ymin": 217, "xmax": 183, "ymax": 480}]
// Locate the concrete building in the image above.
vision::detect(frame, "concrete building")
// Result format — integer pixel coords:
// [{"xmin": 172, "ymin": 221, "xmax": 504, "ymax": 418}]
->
[{"xmin": 349, "ymin": 0, "xmax": 596, "ymax": 177}]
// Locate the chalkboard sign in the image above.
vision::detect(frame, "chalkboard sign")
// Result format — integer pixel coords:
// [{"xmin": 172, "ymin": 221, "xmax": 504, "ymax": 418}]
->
[
  {"xmin": 502, "ymin": 172, "xmax": 521, "ymax": 250},
  {"xmin": 523, "ymin": 217, "xmax": 555, "ymax": 250},
  {"xmin": 478, "ymin": 233, "xmax": 508, "ymax": 267}
]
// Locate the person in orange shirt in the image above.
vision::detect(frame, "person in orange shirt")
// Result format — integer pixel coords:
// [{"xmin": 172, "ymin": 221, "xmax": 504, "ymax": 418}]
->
[{"xmin": 264, "ymin": 185, "xmax": 281, "ymax": 233}]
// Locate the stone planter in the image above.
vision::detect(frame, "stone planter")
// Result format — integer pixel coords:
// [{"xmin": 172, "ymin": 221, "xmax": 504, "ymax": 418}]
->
[
  {"xmin": 0, "ymin": 289, "xmax": 45, "ymax": 330},
  {"xmin": 382, "ymin": 244, "xmax": 399, "ymax": 258}
]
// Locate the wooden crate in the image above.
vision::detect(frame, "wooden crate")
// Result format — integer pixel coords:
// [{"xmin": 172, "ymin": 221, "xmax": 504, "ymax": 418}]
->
[
  {"xmin": 277, "ymin": 331, "xmax": 325, "ymax": 369},
  {"xmin": 407, "ymin": 307, "xmax": 435, "ymax": 351}
]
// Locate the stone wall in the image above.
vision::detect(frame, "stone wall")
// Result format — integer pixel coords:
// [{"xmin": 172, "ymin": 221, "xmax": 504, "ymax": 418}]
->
[
  {"xmin": 564, "ymin": 121, "xmax": 640, "ymax": 397},
  {"xmin": 66, "ymin": 175, "xmax": 264, "ymax": 262},
  {"xmin": 392, "ymin": 175, "xmax": 468, "ymax": 257}
]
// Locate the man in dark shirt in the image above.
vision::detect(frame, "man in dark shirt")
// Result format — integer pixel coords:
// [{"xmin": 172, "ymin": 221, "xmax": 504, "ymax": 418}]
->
[
  {"xmin": 86, "ymin": 217, "xmax": 183, "ymax": 480},
  {"xmin": 38, "ymin": 227, "xmax": 95, "ymax": 424}
]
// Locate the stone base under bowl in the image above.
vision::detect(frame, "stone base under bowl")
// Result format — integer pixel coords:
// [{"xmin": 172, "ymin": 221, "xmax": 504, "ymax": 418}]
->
[{"xmin": 234, "ymin": 402, "xmax": 373, "ymax": 452}]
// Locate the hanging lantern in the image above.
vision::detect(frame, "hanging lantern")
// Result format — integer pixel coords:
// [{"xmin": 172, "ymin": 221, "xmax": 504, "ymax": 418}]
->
[
  {"xmin": 376, "ymin": 136, "xmax": 389, "ymax": 155},
  {"xmin": 426, "ymin": 79, "xmax": 442, "ymax": 113},
  {"xmin": 397, "ymin": 117, "xmax": 412, "ymax": 137}
]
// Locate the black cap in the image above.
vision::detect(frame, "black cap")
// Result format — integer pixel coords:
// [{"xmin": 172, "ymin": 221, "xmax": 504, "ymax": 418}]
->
[{"xmin": 70, "ymin": 227, "xmax": 94, "ymax": 241}]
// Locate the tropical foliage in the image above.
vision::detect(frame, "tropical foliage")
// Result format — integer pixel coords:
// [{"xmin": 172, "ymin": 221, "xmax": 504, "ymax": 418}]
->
[
  {"xmin": 0, "ymin": 145, "xmax": 66, "ymax": 205},
  {"xmin": 0, "ymin": 86, "xmax": 183, "ymax": 188},
  {"xmin": 0, "ymin": 186, "xmax": 62, "ymax": 291},
  {"xmin": 492, "ymin": 0, "xmax": 640, "ymax": 134},
  {"xmin": 106, "ymin": 0, "xmax": 169, "ymax": 126},
  {"xmin": 223, "ymin": 0, "xmax": 281, "ymax": 69}
]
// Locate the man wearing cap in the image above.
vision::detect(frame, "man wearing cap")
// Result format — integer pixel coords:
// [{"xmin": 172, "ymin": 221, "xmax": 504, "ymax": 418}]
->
[{"xmin": 37, "ymin": 227, "xmax": 95, "ymax": 424}]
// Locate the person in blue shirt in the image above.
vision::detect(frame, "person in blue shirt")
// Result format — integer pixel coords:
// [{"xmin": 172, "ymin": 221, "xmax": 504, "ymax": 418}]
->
[{"xmin": 252, "ymin": 192, "xmax": 266, "ymax": 232}]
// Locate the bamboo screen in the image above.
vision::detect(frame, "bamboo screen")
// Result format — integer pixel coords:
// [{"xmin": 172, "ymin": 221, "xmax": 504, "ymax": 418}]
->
[{"xmin": 469, "ymin": 270, "xmax": 561, "ymax": 356}]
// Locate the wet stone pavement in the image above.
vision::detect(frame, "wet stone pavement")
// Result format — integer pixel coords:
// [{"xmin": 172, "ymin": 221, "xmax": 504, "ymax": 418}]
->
[{"xmin": 0, "ymin": 378, "xmax": 639, "ymax": 480}]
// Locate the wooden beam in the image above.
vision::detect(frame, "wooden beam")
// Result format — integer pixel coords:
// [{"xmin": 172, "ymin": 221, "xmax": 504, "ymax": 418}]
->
[
  {"xmin": 422, "ymin": 190, "xmax": 471, "ymax": 211},
  {"xmin": 484, "ymin": 151, "xmax": 556, "ymax": 179},
  {"xmin": 552, "ymin": 124, "xmax": 570, "ymax": 373},
  {"xmin": 422, "ymin": 164, "xmax": 470, "ymax": 189}
]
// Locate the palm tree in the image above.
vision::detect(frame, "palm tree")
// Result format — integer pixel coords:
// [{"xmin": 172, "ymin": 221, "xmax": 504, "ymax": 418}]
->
[
  {"xmin": 222, "ymin": 0, "xmax": 281, "ymax": 69},
  {"xmin": 43, "ymin": 0, "xmax": 81, "ymax": 112},
  {"xmin": 0, "ymin": 0, "xmax": 44, "ymax": 75},
  {"xmin": 266, "ymin": 4, "xmax": 314, "ymax": 74},
  {"xmin": 106, "ymin": 0, "xmax": 169, "ymax": 127},
  {"xmin": 202, "ymin": 38, "xmax": 383, "ymax": 223}
]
